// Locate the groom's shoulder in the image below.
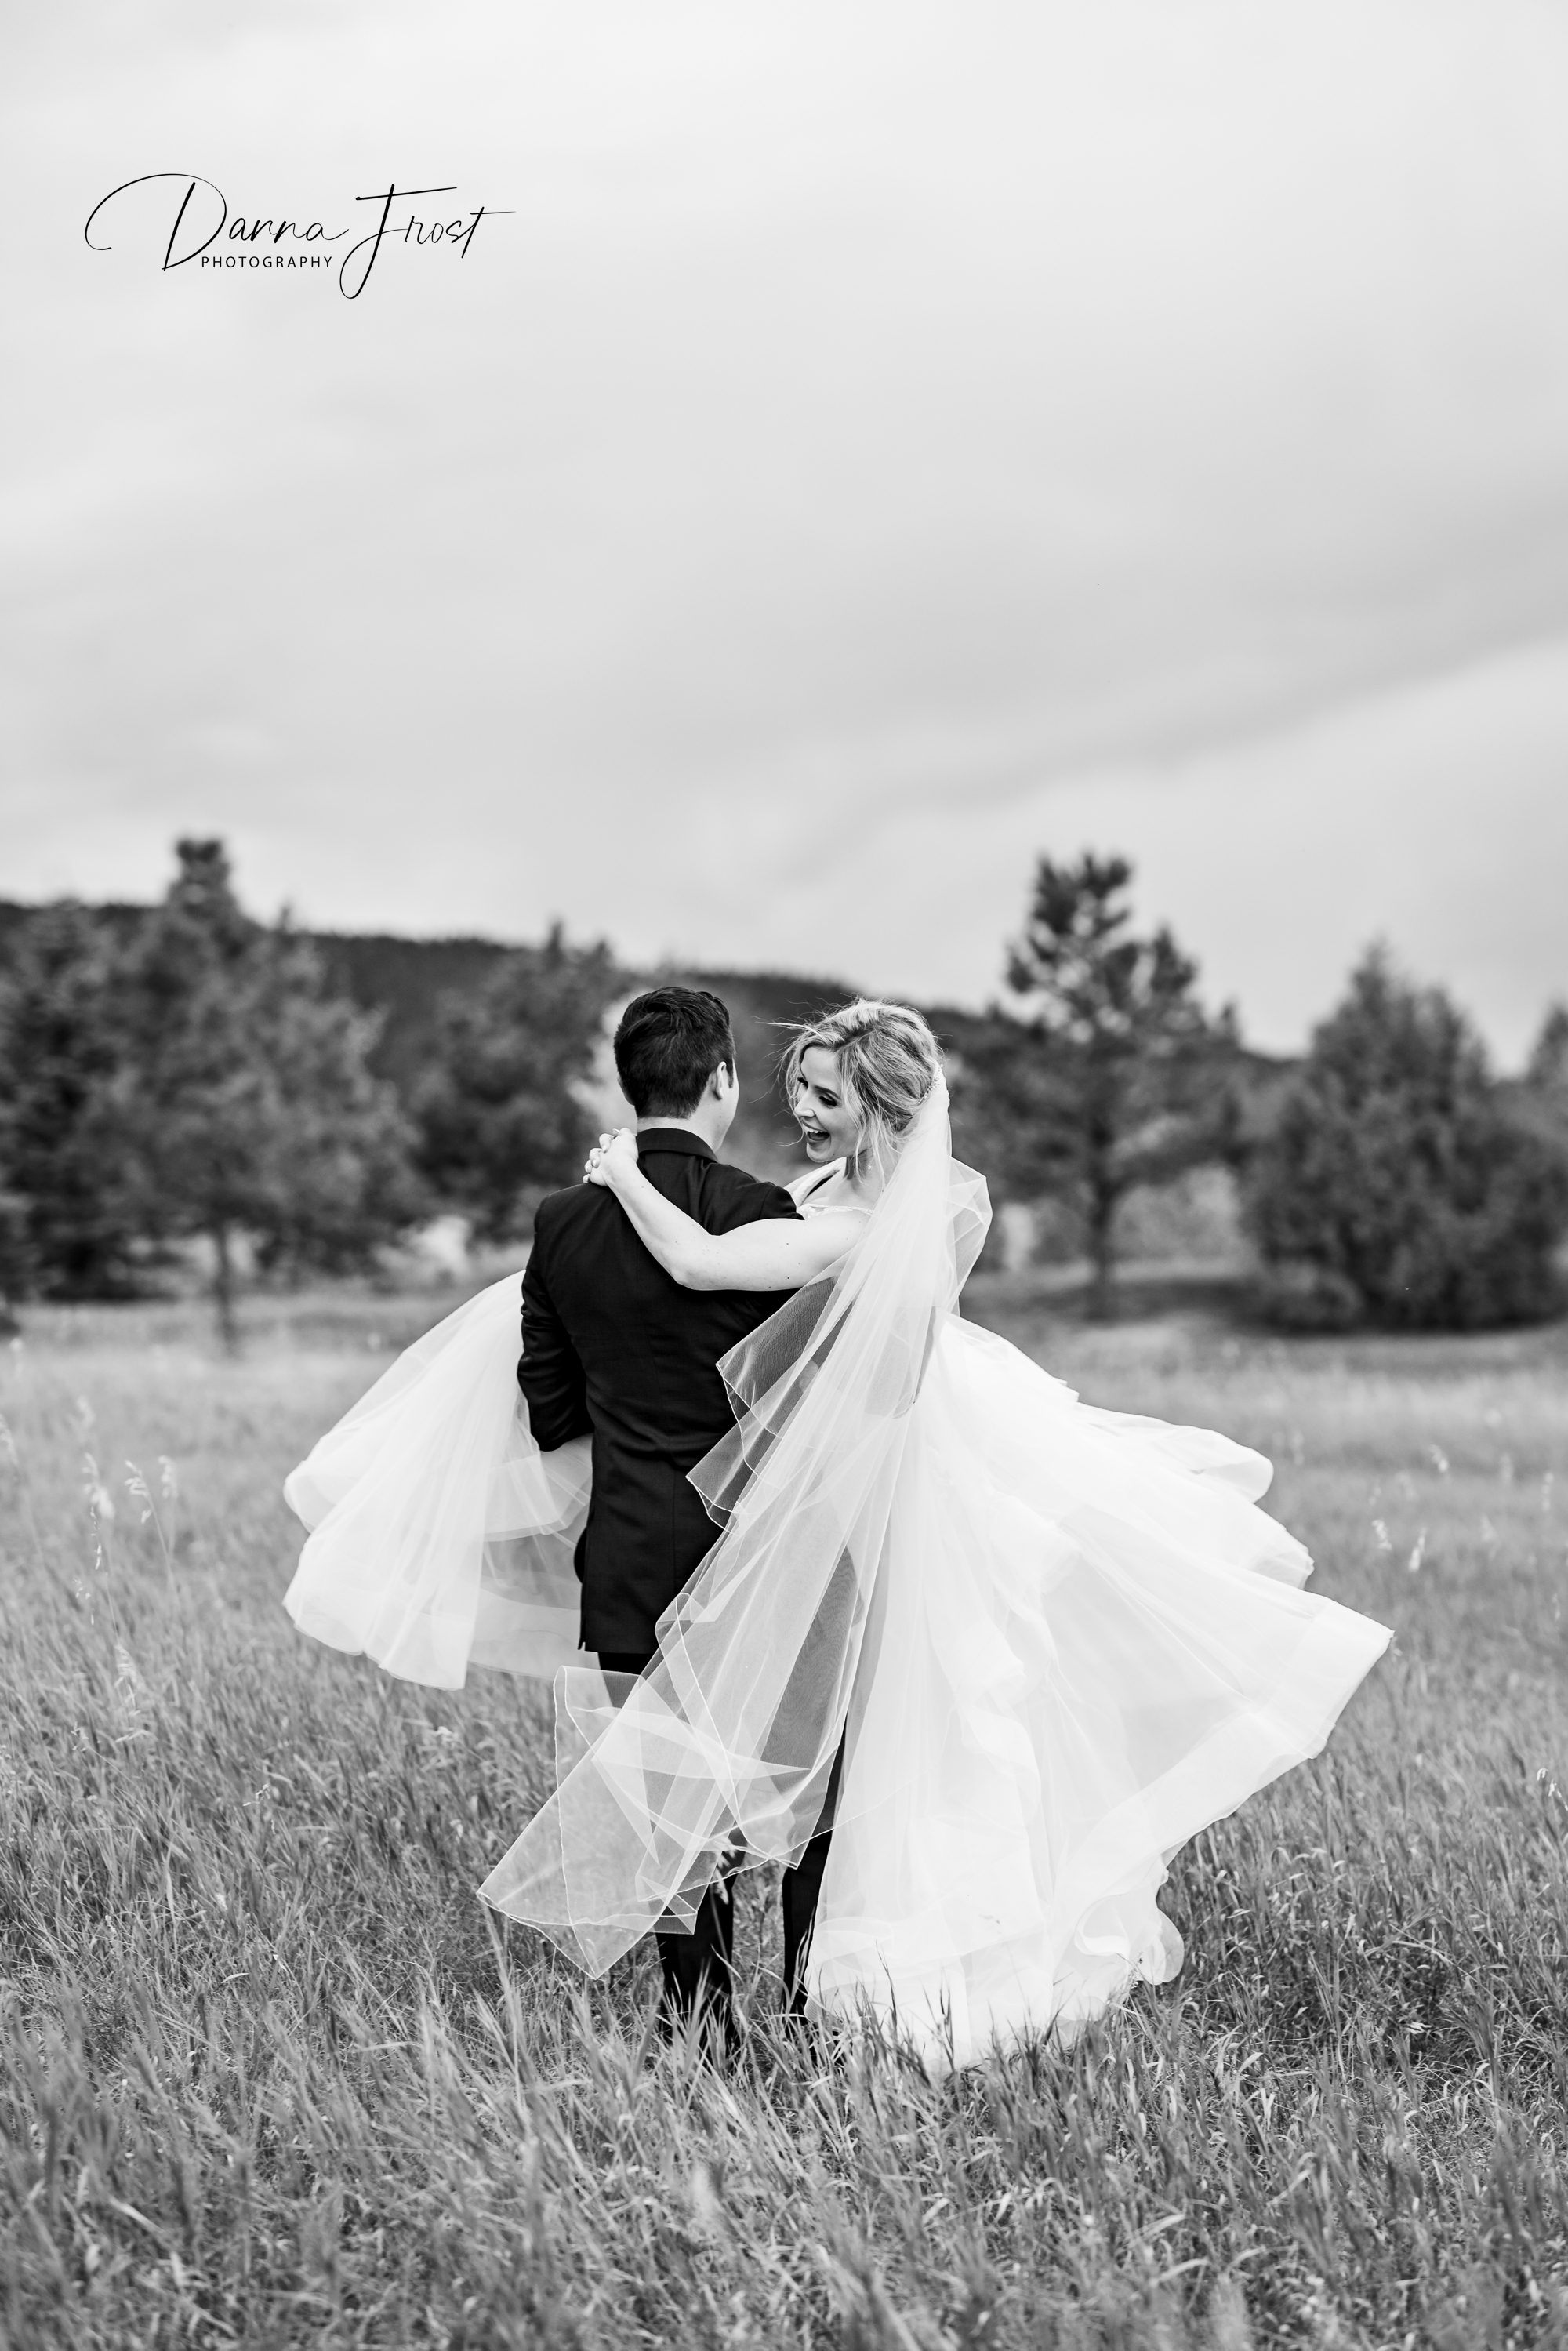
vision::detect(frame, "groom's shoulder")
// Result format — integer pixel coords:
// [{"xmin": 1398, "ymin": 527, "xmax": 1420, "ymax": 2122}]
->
[
  {"xmin": 529, "ymin": 1180, "xmax": 605, "ymax": 1247},
  {"xmin": 705, "ymin": 1157, "xmax": 800, "ymax": 1228}
]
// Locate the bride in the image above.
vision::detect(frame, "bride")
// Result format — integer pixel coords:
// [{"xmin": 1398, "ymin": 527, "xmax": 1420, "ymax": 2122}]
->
[{"xmin": 476, "ymin": 1000, "xmax": 1391, "ymax": 2066}]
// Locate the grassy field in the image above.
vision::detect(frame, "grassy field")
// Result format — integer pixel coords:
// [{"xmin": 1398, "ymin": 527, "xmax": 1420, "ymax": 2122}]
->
[{"xmin": 2, "ymin": 1279, "xmax": 1566, "ymax": 2349}]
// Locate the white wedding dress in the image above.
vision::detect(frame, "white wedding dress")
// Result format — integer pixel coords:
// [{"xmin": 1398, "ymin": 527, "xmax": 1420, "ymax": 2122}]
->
[
  {"xmin": 286, "ymin": 1082, "xmax": 1390, "ymax": 2072},
  {"xmin": 747, "ymin": 1166, "xmax": 1387, "ymax": 2058}
]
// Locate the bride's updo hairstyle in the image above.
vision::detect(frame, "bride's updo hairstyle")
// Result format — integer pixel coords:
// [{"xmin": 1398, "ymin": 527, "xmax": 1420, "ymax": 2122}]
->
[{"xmin": 782, "ymin": 999, "xmax": 944, "ymax": 1172}]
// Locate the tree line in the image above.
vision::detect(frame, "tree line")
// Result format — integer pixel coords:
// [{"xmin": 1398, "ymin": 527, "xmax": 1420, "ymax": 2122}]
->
[
  {"xmin": 0, "ymin": 842, "xmax": 613, "ymax": 1343},
  {"xmin": 2, "ymin": 838, "xmax": 1566, "ymax": 1335}
]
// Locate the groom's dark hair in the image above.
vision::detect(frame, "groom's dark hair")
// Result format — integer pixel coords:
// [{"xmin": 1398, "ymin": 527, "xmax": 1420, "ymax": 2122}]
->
[{"xmin": 614, "ymin": 987, "xmax": 738, "ymax": 1118}]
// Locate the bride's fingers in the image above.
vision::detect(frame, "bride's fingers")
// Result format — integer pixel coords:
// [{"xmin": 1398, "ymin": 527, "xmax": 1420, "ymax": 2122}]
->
[{"xmin": 583, "ymin": 1129, "xmax": 636, "ymax": 1187}]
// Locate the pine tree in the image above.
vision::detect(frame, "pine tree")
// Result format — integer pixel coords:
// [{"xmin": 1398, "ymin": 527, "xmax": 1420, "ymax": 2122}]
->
[
  {"xmin": 0, "ymin": 903, "xmax": 140, "ymax": 1296},
  {"xmin": 1526, "ymin": 1002, "xmax": 1568, "ymax": 1095},
  {"xmin": 1247, "ymin": 950, "xmax": 1568, "ymax": 1328},
  {"xmin": 120, "ymin": 840, "xmax": 419, "ymax": 1344},
  {"xmin": 968, "ymin": 854, "xmax": 1236, "ymax": 1317},
  {"xmin": 414, "ymin": 925, "xmax": 621, "ymax": 1241}
]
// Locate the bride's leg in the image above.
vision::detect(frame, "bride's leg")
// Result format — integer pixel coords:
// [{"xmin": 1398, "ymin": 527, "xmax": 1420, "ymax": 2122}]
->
[{"xmin": 782, "ymin": 1742, "xmax": 844, "ymax": 2012}]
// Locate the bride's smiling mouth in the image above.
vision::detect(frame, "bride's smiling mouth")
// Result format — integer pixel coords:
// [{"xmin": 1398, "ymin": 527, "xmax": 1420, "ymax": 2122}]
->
[{"xmin": 793, "ymin": 1043, "xmax": 859, "ymax": 1162}]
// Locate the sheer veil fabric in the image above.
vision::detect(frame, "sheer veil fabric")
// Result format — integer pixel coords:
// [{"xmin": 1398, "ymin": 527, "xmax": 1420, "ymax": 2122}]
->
[
  {"xmin": 478, "ymin": 1076, "xmax": 986, "ymax": 1964},
  {"xmin": 478, "ymin": 1081, "xmax": 1392, "ymax": 2067}
]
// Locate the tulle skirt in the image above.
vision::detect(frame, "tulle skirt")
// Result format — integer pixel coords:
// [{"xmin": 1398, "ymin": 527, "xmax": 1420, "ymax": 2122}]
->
[
  {"xmin": 790, "ymin": 1317, "xmax": 1389, "ymax": 2069},
  {"xmin": 279, "ymin": 1139, "xmax": 1388, "ymax": 2070},
  {"xmin": 283, "ymin": 1276, "xmax": 590, "ymax": 1690},
  {"xmin": 279, "ymin": 1263, "xmax": 1388, "ymax": 2070}
]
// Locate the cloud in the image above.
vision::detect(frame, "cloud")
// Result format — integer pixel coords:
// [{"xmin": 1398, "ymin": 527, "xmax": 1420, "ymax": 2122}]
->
[{"xmin": 5, "ymin": 0, "xmax": 1568, "ymax": 1053}]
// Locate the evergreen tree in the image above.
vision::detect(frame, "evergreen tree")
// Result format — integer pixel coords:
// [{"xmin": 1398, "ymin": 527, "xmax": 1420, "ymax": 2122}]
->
[
  {"xmin": 414, "ymin": 925, "xmax": 620, "ymax": 1241},
  {"xmin": 1247, "ymin": 950, "xmax": 1568, "ymax": 1328},
  {"xmin": 1526, "ymin": 1001, "xmax": 1568, "ymax": 1096},
  {"xmin": 121, "ymin": 841, "xmax": 419, "ymax": 1344},
  {"xmin": 0, "ymin": 903, "xmax": 140, "ymax": 1295},
  {"xmin": 248, "ymin": 953, "xmax": 424, "ymax": 1280},
  {"xmin": 968, "ymin": 854, "xmax": 1236, "ymax": 1317}
]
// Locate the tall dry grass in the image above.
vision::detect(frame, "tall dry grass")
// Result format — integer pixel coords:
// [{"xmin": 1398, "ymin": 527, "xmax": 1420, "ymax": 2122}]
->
[{"xmin": 2, "ymin": 1289, "xmax": 1566, "ymax": 2348}]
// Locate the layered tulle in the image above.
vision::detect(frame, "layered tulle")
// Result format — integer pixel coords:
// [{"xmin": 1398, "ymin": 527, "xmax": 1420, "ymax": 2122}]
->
[
  {"xmin": 477, "ymin": 1078, "xmax": 990, "ymax": 1966},
  {"xmin": 478, "ymin": 1081, "xmax": 1392, "ymax": 2065},
  {"xmin": 283, "ymin": 1275, "xmax": 589, "ymax": 1688},
  {"xmin": 802, "ymin": 1317, "xmax": 1390, "ymax": 2066},
  {"xmin": 280, "ymin": 1092, "xmax": 1391, "ymax": 2065}
]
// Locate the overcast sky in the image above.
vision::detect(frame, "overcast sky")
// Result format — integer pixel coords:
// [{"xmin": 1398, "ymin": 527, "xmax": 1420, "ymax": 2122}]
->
[{"xmin": 5, "ymin": 0, "xmax": 1568, "ymax": 1058}]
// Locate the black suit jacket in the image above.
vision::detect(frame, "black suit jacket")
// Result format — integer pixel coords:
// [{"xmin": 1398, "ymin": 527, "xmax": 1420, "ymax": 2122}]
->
[{"xmin": 517, "ymin": 1129, "xmax": 800, "ymax": 1655}]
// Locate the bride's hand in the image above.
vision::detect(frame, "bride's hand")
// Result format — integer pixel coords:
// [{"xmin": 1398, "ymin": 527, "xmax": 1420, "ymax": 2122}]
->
[{"xmin": 583, "ymin": 1128, "xmax": 640, "ymax": 1189}]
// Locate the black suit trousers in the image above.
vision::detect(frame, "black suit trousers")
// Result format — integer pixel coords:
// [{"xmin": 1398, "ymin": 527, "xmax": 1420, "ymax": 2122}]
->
[
  {"xmin": 598, "ymin": 1652, "xmax": 835, "ymax": 2022},
  {"xmin": 597, "ymin": 1652, "xmax": 736, "ymax": 2033}
]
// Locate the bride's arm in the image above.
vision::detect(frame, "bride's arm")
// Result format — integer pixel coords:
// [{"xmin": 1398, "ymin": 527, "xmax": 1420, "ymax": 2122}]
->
[{"xmin": 589, "ymin": 1131, "xmax": 862, "ymax": 1292}]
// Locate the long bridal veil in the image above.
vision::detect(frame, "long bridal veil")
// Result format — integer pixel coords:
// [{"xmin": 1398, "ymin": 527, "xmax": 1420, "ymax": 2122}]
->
[
  {"xmin": 478, "ymin": 1074, "xmax": 990, "ymax": 1967},
  {"xmin": 481, "ymin": 1074, "xmax": 1390, "ymax": 2058}
]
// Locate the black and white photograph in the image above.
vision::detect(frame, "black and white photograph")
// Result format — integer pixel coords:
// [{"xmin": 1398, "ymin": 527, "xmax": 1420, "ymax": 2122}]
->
[{"xmin": 5, "ymin": 5, "xmax": 1568, "ymax": 2345}]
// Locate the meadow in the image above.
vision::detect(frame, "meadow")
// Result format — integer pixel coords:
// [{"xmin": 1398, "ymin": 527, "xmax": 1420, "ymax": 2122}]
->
[{"xmin": 2, "ymin": 1277, "xmax": 1566, "ymax": 2349}]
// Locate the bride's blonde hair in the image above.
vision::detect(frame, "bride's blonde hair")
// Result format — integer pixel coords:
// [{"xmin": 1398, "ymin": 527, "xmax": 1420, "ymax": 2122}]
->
[{"xmin": 780, "ymin": 999, "xmax": 943, "ymax": 1172}]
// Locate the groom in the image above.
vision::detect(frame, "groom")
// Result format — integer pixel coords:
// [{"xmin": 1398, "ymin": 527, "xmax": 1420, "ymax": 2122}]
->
[{"xmin": 517, "ymin": 984, "xmax": 821, "ymax": 2042}]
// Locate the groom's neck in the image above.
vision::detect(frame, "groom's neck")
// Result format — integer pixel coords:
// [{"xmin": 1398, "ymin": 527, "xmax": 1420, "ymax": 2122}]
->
[{"xmin": 635, "ymin": 1107, "xmax": 730, "ymax": 1152}]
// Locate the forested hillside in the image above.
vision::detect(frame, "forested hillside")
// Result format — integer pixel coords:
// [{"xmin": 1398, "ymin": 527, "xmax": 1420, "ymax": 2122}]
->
[
  {"xmin": 13, "ymin": 864, "xmax": 1557, "ymax": 1331},
  {"xmin": 0, "ymin": 899, "xmax": 985, "ymax": 1179},
  {"xmin": 0, "ymin": 903, "xmax": 857, "ymax": 1154}
]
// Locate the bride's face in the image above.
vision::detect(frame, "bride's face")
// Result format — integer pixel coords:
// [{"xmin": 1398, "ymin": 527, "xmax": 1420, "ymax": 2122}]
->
[{"xmin": 793, "ymin": 1045, "xmax": 862, "ymax": 1165}]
